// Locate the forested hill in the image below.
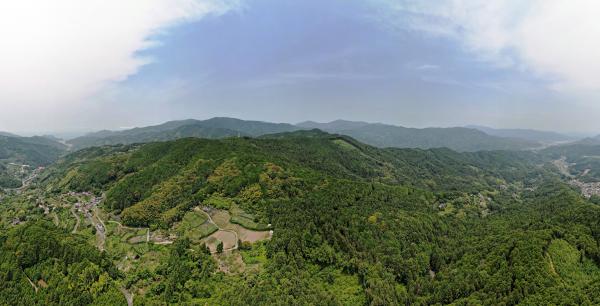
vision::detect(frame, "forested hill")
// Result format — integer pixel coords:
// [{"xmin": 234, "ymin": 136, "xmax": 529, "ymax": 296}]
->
[
  {"xmin": 67, "ymin": 117, "xmax": 300, "ymax": 150},
  {"xmin": 67, "ymin": 117, "xmax": 544, "ymax": 152},
  {"xmin": 3, "ymin": 132, "xmax": 600, "ymax": 304},
  {"xmin": 0, "ymin": 135, "xmax": 66, "ymax": 166}
]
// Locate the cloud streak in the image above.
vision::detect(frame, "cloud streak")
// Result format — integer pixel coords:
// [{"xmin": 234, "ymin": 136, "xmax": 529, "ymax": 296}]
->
[
  {"xmin": 0, "ymin": 0, "xmax": 240, "ymax": 132},
  {"xmin": 373, "ymin": 0, "xmax": 600, "ymax": 93}
]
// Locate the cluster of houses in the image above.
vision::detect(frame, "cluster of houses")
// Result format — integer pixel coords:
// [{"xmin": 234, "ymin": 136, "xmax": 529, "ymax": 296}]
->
[
  {"xmin": 570, "ymin": 179, "xmax": 600, "ymax": 198},
  {"xmin": 72, "ymin": 192, "xmax": 104, "ymax": 233}
]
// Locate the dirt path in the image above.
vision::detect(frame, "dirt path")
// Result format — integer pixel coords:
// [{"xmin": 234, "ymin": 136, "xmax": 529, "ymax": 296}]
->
[
  {"xmin": 71, "ymin": 208, "xmax": 80, "ymax": 233},
  {"xmin": 119, "ymin": 287, "xmax": 133, "ymax": 306},
  {"xmin": 199, "ymin": 210, "xmax": 239, "ymax": 253},
  {"xmin": 23, "ymin": 270, "xmax": 38, "ymax": 293},
  {"xmin": 90, "ymin": 208, "xmax": 106, "ymax": 251}
]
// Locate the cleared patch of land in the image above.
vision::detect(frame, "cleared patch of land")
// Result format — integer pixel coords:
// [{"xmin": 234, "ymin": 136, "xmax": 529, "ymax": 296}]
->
[{"xmin": 174, "ymin": 209, "xmax": 218, "ymax": 242}]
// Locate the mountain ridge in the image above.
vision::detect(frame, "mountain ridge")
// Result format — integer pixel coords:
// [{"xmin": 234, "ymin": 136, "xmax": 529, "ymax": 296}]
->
[
  {"xmin": 67, "ymin": 117, "xmax": 548, "ymax": 152},
  {"xmin": 466, "ymin": 125, "xmax": 576, "ymax": 143}
]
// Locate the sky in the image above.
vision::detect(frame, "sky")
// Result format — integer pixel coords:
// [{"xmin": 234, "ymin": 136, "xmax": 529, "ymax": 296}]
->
[{"xmin": 1, "ymin": 0, "xmax": 600, "ymax": 135}]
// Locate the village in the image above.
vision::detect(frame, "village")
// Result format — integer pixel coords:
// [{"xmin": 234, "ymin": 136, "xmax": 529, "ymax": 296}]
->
[{"xmin": 569, "ymin": 179, "xmax": 600, "ymax": 199}]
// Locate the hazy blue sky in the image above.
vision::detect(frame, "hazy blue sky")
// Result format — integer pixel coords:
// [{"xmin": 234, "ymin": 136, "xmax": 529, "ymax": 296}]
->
[{"xmin": 2, "ymin": 0, "xmax": 600, "ymax": 135}]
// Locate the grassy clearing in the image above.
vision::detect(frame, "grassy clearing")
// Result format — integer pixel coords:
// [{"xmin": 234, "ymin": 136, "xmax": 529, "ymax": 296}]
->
[
  {"xmin": 240, "ymin": 241, "xmax": 267, "ymax": 265},
  {"xmin": 332, "ymin": 138, "xmax": 359, "ymax": 151},
  {"xmin": 205, "ymin": 195, "xmax": 235, "ymax": 210},
  {"xmin": 230, "ymin": 215, "xmax": 270, "ymax": 231},
  {"xmin": 321, "ymin": 268, "xmax": 367, "ymax": 305},
  {"xmin": 229, "ymin": 204, "xmax": 270, "ymax": 231},
  {"xmin": 215, "ymin": 252, "xmax": 245, "ymax": 274}
]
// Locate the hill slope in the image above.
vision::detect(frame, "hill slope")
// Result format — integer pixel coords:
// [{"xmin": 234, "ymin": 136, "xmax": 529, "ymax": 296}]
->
[{"xmin": 46, "ymin": 132, "xmax": 546, "ymax": 227}]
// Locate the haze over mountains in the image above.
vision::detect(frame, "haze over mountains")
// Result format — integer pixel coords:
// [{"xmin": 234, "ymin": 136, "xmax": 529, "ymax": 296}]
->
[
  {"xmin": 298, "ymin": 120, "xmax": 542, "ymax": 152},
  {"xmin": 466, "ymin": 125, "xmax": 576, "ymax": 144},
  {"xmin": 7, "ymin": 116, "xmax": 585, "ymax": 189}
]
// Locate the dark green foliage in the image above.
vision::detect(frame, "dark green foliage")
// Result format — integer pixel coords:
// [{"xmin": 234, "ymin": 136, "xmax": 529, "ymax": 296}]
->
[
  {"xmin": 0, "ymin": 163, "xmax": 21, "ymax": 188},
  {"xmin": 0, "ymin": 221, "xmax": 125, "ymax": 305}
]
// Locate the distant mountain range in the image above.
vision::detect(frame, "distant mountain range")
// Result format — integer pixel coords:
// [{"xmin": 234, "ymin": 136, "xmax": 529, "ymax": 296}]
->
[
  {"xmin": 466, "ymin": 125, "xmax": 576, "ymax": 144},
  {"xmin": 0, "ymin": 131, "xmax": 19, "ymax": 137},
  {"xmin": 298, "ymin": 120, "xmax": 542, "ymax": 152},
  {"xmin": 65, "ymin": 118, "xmax": 565, "ymax": 152},
  {"xmin": 67, "ymin": 118, "xmax": 298, "ymax": 150}
]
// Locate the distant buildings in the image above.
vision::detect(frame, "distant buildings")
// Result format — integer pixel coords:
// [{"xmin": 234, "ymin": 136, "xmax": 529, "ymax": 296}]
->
[{"xmin": 570, "ymin": 180, "xmax": 600, "ymax": 198}]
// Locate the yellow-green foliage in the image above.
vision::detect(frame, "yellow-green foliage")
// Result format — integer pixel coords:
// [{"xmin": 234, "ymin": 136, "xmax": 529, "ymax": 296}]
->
[
  {"xmin": 259, "ymin": 162, "xmax": 301, "ymax": 199},
  {"xmin": 548, "ymin": 239, "xmax": 600, "ymax": 285},
  {"xmin": 322, "ymin": 269, "xmax": 367, "ymax": 306},
  {"xmin": 368, "ymin": 212, "xmax": 381, "ymax": 224},
  {"xmin": 208, "ymin": 158, "xmax": 241, "ymax": 185},
  {"xmin": 238, "ymin": 183, "xmax": 263, "ymax": 205},
  {"xmin": 240, "ymin": 241, "xmax": 268, "ymax": 265},
  {"xmin": 120, "ymin": 159, "xmax": 211, "ymax": 227},
  {"xmin": 333, "ymin": 138, "xmax": 359, "ymax": 151},
  {"xmin": 205, "ymin": 195, "xmax": 235, "ymax": 210}
]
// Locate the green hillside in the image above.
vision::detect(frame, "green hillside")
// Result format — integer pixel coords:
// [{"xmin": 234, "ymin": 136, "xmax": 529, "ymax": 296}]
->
[{"xmin": 1, "ymin": 133, "xmax": 600, "ymax": 305}]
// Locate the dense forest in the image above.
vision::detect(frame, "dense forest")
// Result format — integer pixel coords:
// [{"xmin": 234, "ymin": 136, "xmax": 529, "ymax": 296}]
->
[{"xmin": 2, "ymin": 131, "xmax": 600, "ymax": 305}]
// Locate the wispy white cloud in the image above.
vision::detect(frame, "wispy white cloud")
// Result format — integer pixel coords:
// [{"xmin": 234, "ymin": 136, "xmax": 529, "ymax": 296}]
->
[
  {"xmin": 372, "ymin": 0, "xmax": 600, "ymax": 93},
  {"xmin": 0, "ymin": 0, "xmax": 240, "ymax": 132},
  {"xmin": 415, "ymin": 64, "xmax": 440, "ymax": 71}
]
